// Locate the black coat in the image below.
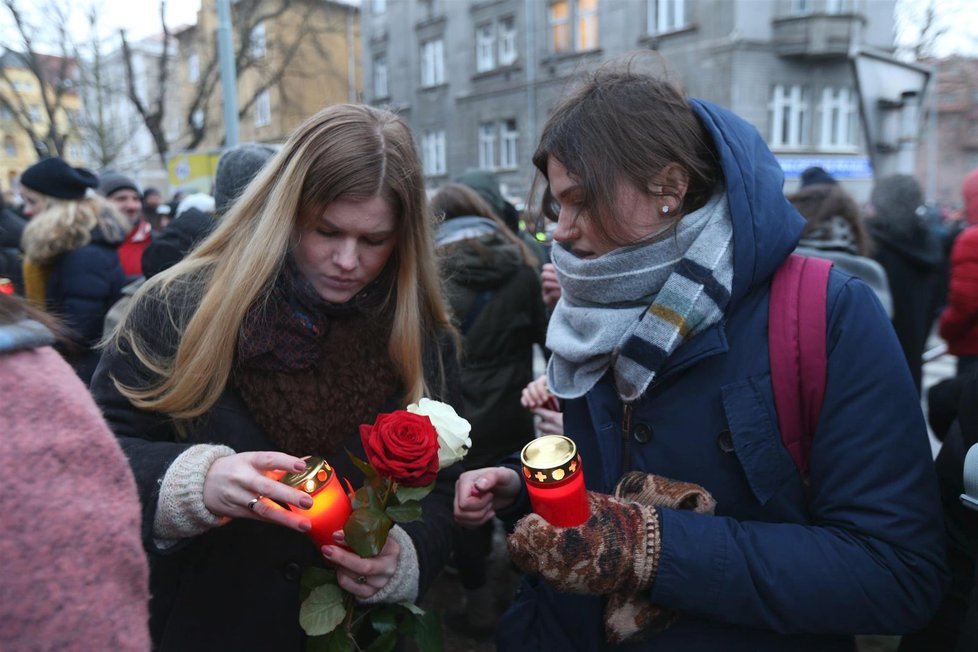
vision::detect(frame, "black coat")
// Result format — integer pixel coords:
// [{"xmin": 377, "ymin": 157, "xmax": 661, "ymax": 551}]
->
[
  {"xmin": 0, "ymin": 208, "xmax": 25, "ymax": 293},
  {"xmin": 867, "ymin": 220, "xmax": 944, "ymax": 392},
  {"xmin": 89, "ymin": 285, "xmax": 462, "ymax": 651},
  {"xmin": 439, "ymin": 230, "xmax": 548, "ymax": 469}
]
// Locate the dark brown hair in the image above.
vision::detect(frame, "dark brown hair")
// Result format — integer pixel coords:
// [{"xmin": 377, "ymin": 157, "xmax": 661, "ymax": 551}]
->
[
  {"xmin": 430, "ymin": 182, "xmax": 537, "ymax": 266},
  {"xmin": 532, "ymin": 57, "xmax": 722, "ymax": 247},
  {"xmin": 787, "ymin": 183, "xmax": 871, "ymax": 256}
]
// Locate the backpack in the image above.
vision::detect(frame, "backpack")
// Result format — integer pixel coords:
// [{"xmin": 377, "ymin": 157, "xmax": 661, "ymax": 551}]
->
[{"xmin": 769, "ymin": 254, "xmax": 832, "ymax": 476}]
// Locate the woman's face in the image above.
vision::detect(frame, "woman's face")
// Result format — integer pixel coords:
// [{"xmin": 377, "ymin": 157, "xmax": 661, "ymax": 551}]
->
[
  {"xmin": 20, "ymin": 188, "xmax": 47, "ymax": 218},
  {"xmin": 293, "ymin": 197, "xmax": 398, "ymax": 304},
  {"xmin": 547, "ymin": 157, "xmax": 671, "ymax": 259}
]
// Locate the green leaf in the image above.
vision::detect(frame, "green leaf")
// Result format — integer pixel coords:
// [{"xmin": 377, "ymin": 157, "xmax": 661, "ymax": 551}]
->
[
  {"xmin": 385, "ymin": 500, "xmax": 422, "ymax": 523},
  {"xmin": 397, "ymin": 601, "xmax": 426, "ymax": 617},
  {"xmin": 300, "ymin": 567, "xmax": 338, "ymax": 603},
  {"xmin": 306, "ymin": 629, "xmax": 353, "ymax": 652},
  {"xmin": 412, "ymin": 610, "xmax": 443, "ymax": 652},
  {"xmin": 299, "ymin": 584, "xmax": 347, "ymax": 636},
  {"xmin": 343, "ymin": 506, "xmax": 393, "ymax": 557},
  {"xmin": 351, "ymin": 485, "xmax": 379, "ymax": 511},
  {"xmin": 346, "ymin": 448, "xmax": 376, "ymax": 478},
  {"xmin": 369, "ymin": 607, "xmax": 398, "ymax": 634},
  {"xmin": 365, "ymin": 629, "xmax": 397, "ymax": 652},
  {"xmin": 394, "ymin": 482, "xmax": 434, "ymax": 503}
]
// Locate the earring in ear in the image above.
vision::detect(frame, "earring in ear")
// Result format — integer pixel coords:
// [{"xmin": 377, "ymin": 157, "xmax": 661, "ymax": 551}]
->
[{"xmin": 661, "ymin": 205, "xmax": 670, "ymax": 214}]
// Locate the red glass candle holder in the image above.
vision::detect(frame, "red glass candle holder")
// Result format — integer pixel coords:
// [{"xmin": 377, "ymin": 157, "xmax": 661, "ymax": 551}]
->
[
  {"xmin": 521, "ymin": 435, "xmax": 589, "ymax": 527},
  {"xmin": 279, "ymin": 457, "xmax": 352, "ymax": 548}
]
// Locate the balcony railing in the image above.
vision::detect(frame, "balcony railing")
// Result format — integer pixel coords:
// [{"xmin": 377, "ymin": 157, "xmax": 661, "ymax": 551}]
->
[{"xmin": 771, "ymin": 12, "xmax": 865, "ymax": 60}]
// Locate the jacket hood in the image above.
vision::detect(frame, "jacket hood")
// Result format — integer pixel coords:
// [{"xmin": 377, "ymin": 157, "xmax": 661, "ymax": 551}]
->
[
  {"xmin": 689, "ymin": 99, "xmax": 804, "ymax": 305},
  {"xmin": 21, "ymin": 201, "xmax": 128, "ymax": 265},
  {"xmin": 439, "ymin": 229, "xmax": 524, "ymax": 290}
]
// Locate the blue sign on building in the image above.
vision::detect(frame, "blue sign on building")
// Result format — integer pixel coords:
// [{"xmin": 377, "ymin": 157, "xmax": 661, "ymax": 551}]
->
[{"xmin": 776, "ymin": 156, "xmax": 874, "ymax": 180}]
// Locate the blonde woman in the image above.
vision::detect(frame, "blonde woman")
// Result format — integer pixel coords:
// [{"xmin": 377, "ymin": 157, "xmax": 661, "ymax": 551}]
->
[
  {"xmin": 90, "ymin": 104, "xmax": 462, "ymax": 651},
  {"xmin": 19, "ymin": 157, "xmax": 128, "ymax": 382}
]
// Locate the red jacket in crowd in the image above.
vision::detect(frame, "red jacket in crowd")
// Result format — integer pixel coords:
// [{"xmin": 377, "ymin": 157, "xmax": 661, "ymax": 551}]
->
[{"xmin": 940, "ymin": 169, "xmax": 978, "ymax": 356}]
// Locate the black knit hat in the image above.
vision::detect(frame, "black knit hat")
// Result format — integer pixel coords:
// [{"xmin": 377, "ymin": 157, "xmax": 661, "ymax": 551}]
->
[
  {"xmin": 799, "ymin": 166, "xmax": 837, "ymax": 188},
  {"xmin": 20, "ymin": 157, "xmax": 99, "ymax": 200},
  {"xmin": 98, "ymin": 172, "xmax": 141, "ymax": 198}
]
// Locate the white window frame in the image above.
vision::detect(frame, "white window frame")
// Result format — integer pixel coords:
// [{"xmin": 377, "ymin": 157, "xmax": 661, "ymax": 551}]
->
[
  {"xmin": 373, "ymin": 54, "xmax": 389, "ymax": 99},
  {"xmin": 549, "ymin": 0, "xmax": 599, "ymax": 54},
  {"xmin": 769, "ymin": 84, "xmax": 810, "ymax": 149},
  {"xmin": 191, "ymin": 109, "xmax": 205, "ymax": 130},
  {"xmin": 420, "ymin": 38, "xmax": 445, "ymax": 87},
  {"xmin": 826, "ymin": 0, "xmax": 851, "ymax": 13},
  {"xmin": 250, "ymin": 23, "xmax": 266, "ymax": 59},
  {"xmin": 818, "ymin": 87, "xmax": 858, "ymax": 150},
  {"xmin": 549, "ymin": 1, "xmax": 571, "ymax": 53},
  {"xmin": 576, "ymin": 0, "xmax": 599, "ymax": 51},
  {"xmin": 498, "ymin": 17, "xmax": 518, "ymax": 66},
  {"xmin": 478, "ymin": 122, "xmax": 497, "ymax": 170},
  {"xmin": 500, "ymin": 119, "xmax": 519, "ymax": 170},
  {"xmin": 789, "ymin": 0, "xmax": 811, "ymax": 15},
  {"xmin": 187, "ymin": 53, "xmax": 200, "ymax": 83},
  {"xmin": 255, "ymin": 90, "xmax": 271, "ymax": 128},
  {"xmin": 422, "ymin": 130, "xmax": 446, "ymax": 176},
  {"xmin": 476, "ymin": 23, "xmax": 495, "ymax": 73},
  {"xmin": 649, "ymin": 0, "xmax": 687, "ymax": 34}
]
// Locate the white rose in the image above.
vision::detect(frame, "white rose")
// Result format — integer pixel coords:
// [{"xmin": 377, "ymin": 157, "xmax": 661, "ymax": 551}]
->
[{"xmin": 407, "ymin": 398, "xmax": 472, "ymax": 469}]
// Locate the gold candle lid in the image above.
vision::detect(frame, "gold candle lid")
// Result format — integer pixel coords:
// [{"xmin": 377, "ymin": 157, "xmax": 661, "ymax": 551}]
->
[
  {"xmin": 279, "ymin": 456, "xmax": 334, "ymax": 494},
  {"xmin": 521, "ymin": 435, "xmax": 580, "ymax": 484}
]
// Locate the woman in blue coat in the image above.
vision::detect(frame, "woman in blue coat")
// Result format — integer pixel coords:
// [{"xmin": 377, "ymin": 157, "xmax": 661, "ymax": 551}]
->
[{"xmin": 454, "ymin": 62, "xmax": 948, "ymax": 650}]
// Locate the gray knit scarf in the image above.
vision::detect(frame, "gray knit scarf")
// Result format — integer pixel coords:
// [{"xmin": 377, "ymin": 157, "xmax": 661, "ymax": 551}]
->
[{"xmin": 547, "ymin": 192, "xmax": 734, "ymax": 402}]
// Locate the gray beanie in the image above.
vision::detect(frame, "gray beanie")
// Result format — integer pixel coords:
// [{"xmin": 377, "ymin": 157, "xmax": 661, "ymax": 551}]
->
[
  {"xmin": 98, "ymin": 172, "xmax": 141, "ymax": 198},
  {"xmin": 213, "ymin": 143, "xmax": 276, "ymax": 215},
  {"xmin": 870, "ymin": 174, "xmax": 924, "ymax": 230}
]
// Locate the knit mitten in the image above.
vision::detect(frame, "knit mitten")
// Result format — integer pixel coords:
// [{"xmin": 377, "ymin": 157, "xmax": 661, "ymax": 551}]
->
[
  {"xmin": 507, "ymin": 491, "xmax": 661, "ymax": 595},
  {"xmin": 604, "ymin": 471, "xmax": 716, "ymax": 644}
]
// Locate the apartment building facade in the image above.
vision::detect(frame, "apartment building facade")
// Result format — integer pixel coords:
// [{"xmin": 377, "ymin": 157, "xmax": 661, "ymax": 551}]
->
[{"xmin": 362, "ymin": 0, "xmax": 896, "ymax": 203}]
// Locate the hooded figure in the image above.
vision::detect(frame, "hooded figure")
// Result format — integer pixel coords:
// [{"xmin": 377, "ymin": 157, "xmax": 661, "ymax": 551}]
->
[{"xmin": 867, "ymin": 174, "xmax": 944, "ymax": 392}]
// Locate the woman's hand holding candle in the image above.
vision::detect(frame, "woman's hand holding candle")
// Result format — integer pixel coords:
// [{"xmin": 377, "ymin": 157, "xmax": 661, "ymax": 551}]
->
[
  {"xmin": 454, "ymin": 467, "xmax": 522, "ymax": 528},
  {"xmin": 202, "ymin": 451, "xmax": 313, "ymax": 533}
]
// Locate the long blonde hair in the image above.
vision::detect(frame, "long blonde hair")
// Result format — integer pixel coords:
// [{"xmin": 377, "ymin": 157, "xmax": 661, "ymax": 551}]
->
[
  {"xmin": 21, "ymin": 194, "xmax": 129, "ymax": 265},
  {"xmin": 113, "ymin": 104, "xmax": 454, "ymax": 420}
]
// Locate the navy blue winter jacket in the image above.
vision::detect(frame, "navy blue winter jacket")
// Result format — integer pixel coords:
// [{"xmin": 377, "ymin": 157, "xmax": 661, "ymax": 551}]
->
[{"xmin": 497, "ymin": 99, "xmax": 948, "ymax": 651}]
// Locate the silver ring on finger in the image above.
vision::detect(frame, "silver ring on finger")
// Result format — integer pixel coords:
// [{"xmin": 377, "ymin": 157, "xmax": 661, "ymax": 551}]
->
[
  {"xmin": 356, "ymin": 575, "xmax": 368, "ymax": 585},
  {"xmin": 247, "ymin": 495, "xmax": 263, "ymax": 511}
]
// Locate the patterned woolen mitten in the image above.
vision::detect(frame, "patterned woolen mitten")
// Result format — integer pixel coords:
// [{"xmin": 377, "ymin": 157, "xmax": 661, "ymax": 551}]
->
[
  {"xmin": 506, "ymin": 491, "xmax": 661, "ymax": 596},
  {"xmin": 604, "ymin": 471, "xmax": 716, "ymax": 644}
]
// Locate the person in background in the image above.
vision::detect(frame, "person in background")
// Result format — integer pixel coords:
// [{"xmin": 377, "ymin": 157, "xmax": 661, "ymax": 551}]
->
[
  {"xmin": 99, "ymin": 172, "xmax": 153, "ymax": 281},
  {"xmin": 457, "ymin": 168, "xmax": 550, "ymax": 266},
  {"xmin": 142, "ymin": 186, "xmax": 163, "ymax": 231},
  {"xmin": 939, "ymin": 167, "xmax": 978, "ymax": 377},
  {"xmin": 454, "ymin": 60, "xmax": 946, "ymax": 651},
  {"xmin": 0, "ymin": 292, "xmax": 150, "ymax": 651},
  {"xmin": 430, "ymin": 182, "xmax": 548, "ymax": 637},
  {"xmin": 90, "ymin": 104, "xmax": 462, "ymax": 651},
  {"xmin": 0, "ymin": 194, "xmax": 26, "ymax": 294},
  {"xmin": 866, "ymin": 174, "xmax": 944, "ymax": 394},
  {"xmin": 19, "ymin": 157, "xmax": 127, "ymax": 383},
  {"xmin": 787, "ymin": 175, "xmax": 892, "ymax": 316},
  {"xmin": 103, "ymin": 144, "xmax": 276, "ymax": 336}
]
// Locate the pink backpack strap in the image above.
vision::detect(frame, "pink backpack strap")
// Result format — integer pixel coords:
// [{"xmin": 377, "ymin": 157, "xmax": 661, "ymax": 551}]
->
[{"xmin": 769, "ymin": 254, "xmax": 832, "ymax": 476}]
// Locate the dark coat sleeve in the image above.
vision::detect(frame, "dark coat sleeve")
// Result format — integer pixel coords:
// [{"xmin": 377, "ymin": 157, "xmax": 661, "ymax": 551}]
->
[{"xmin": 649, "ymin": 277, "xmax": 950, "ymax": 634}]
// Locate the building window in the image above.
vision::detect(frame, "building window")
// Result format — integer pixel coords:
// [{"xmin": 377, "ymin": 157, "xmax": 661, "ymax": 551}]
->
[
  {"xmin": 28, "ymin": 105, "xmax": 41, "ymax": 123},
  {"xmin": 768, "ymin": 84, "xmax": 810, "ymax": 149},
  {"xmin": 373, "ymin": 54, "xmax": 389, "ymax": 98},
  {"xmin": 825, "ymin": 0, "xmax": 850, "ymax": 13},
  {"xmin": 192, "ymin": 109, "xmax": 204, "ymax": 130},
  {"xmin": 372, "ymin": 0, "xmax": 386, "ymax": 14},
  {"xmin": 649, "ymin": 0, "xmax": 686, "ymax": 33},
  {"xmin": 500, "ymin": 119, "xmax": 519, "ymax": 169},
  {"xmin": 67, "ymin": 143, "xmax": 84, "ymax": 161},
  {"xmin": 549, "ymin": 0, "xmax": 598, "ymax": 54},
  {"xmin": 499, "ymin": 17, "xmax": 518, "ymax": 65},
  {"xmin": 422, "ymin": 130, "xmax": 446, "ymax": 176},
  {"xmin": 187, "ymin": 53, "xmax": 199, "ymax": 83},
  {"xmin": 3, "ymin": 136, "xmax": 15, "ymax": 157},
  {"xmin": 476, "ymin": 23, "xmax": 495, "ymax": 73},
  {"xmin": 420, "ymin": 38, "xmax": 445, "ymax": 87},
  {"xmin": 255, "ymin": 90, "xmax": 271, "ymax": 127},
  {"xmin": 818, "ymin": 87, "xmax": 857, "ymax": 150},
  {"xmin": 479, "ymin": 122, "xmax": 497, "ymax": 170},
  {"xmin": 0, "ymin": 106, "xmax": 12, "ymax": 121},
  {"xmin": 789, "ymin": 0, "xmax": 811, "ymax": 14},
  {"xmin": 251, "ymin": 23, "xmax": 266, "ymax": 59}
]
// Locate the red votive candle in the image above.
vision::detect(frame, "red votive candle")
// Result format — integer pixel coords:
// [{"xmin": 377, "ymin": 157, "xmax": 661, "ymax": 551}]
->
[
  {"xmin": 521, "ymin": 435, "xmax": 589, "ymax": 527},
  {"xmin": 279, "ymin": 457, "xmax": 352, "ymax": 548}
]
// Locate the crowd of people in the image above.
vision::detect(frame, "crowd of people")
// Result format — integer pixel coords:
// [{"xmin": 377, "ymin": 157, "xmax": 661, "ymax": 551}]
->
[{"xmin": 1, "ymin": 55, "xmax": 977, "ymax": 652}]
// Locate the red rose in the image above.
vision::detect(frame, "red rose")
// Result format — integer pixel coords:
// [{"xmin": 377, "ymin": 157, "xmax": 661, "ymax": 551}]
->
[{"xmin": 359, "ymin": 411, "xmax": 440, "ymax": 487}]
